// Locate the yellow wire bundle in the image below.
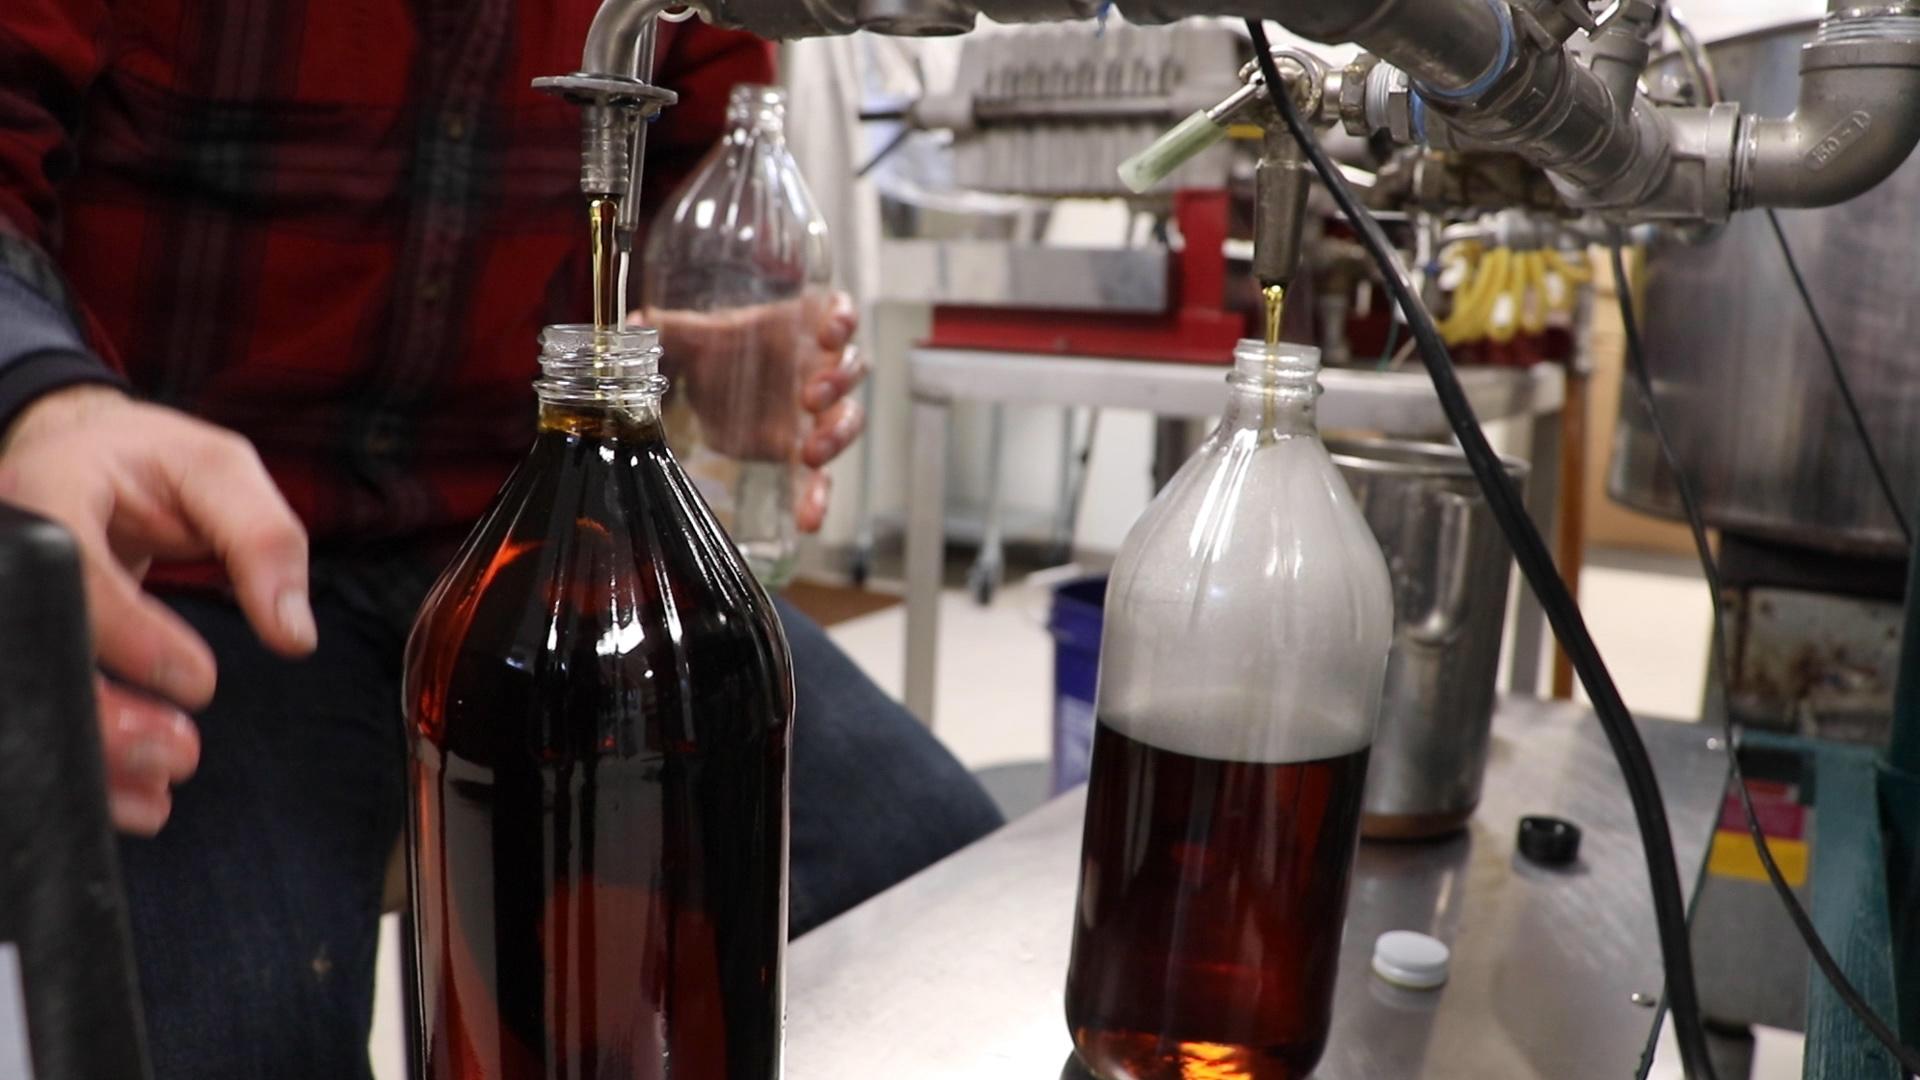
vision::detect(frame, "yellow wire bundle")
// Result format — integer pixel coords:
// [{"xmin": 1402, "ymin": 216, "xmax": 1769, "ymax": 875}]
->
[{"xmin": 1437, "ymin": 242, "xmax": 1592, "ymax": 346}]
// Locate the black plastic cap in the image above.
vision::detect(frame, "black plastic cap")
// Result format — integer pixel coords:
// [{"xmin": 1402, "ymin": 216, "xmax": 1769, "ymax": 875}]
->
[{"xmin": 1517, "ymin": 815, "xmax": 1583, "ymax": 866}]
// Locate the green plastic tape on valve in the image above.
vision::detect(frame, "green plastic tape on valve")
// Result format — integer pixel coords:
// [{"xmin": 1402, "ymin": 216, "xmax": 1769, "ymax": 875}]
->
[{"xmin": 1118, "ymin": 110, "xmax": 1228, "ymax": 194}]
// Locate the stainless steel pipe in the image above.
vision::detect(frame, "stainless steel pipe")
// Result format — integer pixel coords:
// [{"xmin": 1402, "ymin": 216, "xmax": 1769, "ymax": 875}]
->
[
  {"xmin": 1737, "ymin": 8, "xmax": 1920, "ymax": 209},
  {"xmin": 582, "ymin": 0, "xmax": 667, "ymax": 78},
  {"xmin": 1241, "ymin": 0, "xmax": 1511, "ymax": 94},
  {"xmin": 562, "ymin": 0, "xmax": 1920, "ymax": 222}
]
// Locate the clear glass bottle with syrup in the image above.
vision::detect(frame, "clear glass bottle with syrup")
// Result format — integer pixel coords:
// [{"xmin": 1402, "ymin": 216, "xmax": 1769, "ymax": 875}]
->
[{"xmin": 1064, "ymin": 338, "xmax": 1393, "ymax": 1080}]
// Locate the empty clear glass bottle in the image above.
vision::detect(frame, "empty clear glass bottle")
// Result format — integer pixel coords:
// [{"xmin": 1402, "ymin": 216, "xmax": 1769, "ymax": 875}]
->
[
  {"xmin": 644, "ymin": 84, "xmax": 832, "ymax": 589},
  {"xmin": 1064, "ymin": 340, "xmax": 1394, "ymax": 1080},
  {"xmin": 403, "ymin": 325, "xmax": 794, "ymax": 1080}
]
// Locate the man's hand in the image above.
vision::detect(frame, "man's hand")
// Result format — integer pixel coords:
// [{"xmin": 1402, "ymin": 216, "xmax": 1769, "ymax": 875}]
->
[
  {"xmin": 652, "ymin": 291, "xmax": 868, "ymax": 533},
  {"xmin": 0, "ymin": 386, "xmax": 315, "ymax": 834}
]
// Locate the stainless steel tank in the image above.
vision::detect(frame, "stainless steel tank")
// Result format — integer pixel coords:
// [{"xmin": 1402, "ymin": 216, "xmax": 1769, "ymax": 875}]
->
[{"xmin": 1610, "ymin": 22, "xmax": 1920, "ymax": 555}]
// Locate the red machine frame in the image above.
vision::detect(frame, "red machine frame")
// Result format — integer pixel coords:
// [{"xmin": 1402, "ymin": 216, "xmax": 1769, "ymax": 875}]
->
[{"xmin": 921, "ymin": 189, "xmax": 1249, "ymax": 365}]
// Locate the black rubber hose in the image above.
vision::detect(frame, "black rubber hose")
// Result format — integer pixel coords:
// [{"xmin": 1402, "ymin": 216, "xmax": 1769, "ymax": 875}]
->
[{"xmin": 1243, "ymin": 22, "xmax": 1718, "ymax": 1080}]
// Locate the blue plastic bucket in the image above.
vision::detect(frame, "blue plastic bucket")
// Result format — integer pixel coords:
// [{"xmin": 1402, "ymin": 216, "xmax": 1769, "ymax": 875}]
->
[{"xmin": 1047, "ymin": 576, "xmax": 1108, "ymax": 793}]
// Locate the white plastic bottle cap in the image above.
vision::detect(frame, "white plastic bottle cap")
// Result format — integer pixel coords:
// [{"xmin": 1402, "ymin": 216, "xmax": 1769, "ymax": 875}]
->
[{"xmin": 1372, "ymin": 930, "xmax": 1451, "ymax": 990}]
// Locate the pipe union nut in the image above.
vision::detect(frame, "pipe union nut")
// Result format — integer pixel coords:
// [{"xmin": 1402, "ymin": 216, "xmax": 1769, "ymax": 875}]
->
[{"xmin": 1341, "ymin": 54, "xmax": 1380, "ymax": 135}]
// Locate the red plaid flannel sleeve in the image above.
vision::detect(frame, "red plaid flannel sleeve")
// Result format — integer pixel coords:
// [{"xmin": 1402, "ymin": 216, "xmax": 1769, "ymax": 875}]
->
[{"xmin": 0, "ymin": 0, "xmax": 127, "ymax": 432}]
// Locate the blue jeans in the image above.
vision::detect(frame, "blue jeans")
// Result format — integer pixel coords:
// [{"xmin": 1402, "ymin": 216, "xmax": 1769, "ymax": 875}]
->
[{"xmin": 119, "ymin": 566, "xmax": 1002, "ymax": 1079}]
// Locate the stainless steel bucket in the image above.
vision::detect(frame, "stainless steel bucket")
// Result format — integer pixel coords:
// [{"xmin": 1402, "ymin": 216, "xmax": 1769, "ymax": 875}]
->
[{"xmin": 1332, "ymin": 439, "xmax": 1527, "ymax": 840}]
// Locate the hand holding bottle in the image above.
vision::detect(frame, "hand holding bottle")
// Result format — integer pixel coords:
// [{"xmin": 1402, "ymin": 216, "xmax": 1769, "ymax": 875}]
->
[
  {"xmin": 0, "ymin": 385, "xmax": 314, "ymax": 833},
  {"xmin": 650, "ymin": 289, "xmax": 868, "ymax": 532},
  {"xmin": 642, "ymin": 84, "xmax": 839, "ymax": 581}
]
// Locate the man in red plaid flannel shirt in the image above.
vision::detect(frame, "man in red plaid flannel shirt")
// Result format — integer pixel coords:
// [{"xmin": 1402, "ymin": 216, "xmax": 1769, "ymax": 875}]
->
[{"xmin": 0, "ymin": 3, "xmax": 1002, "ymax": 1075}]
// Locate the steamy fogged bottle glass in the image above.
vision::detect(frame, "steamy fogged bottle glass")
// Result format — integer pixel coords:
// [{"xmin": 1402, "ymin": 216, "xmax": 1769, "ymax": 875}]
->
[
  {"xmin": 1064, "ymin": 340, "xmax": 1394, "ymax": 1080},
  {"xmin": 644, "ymin": 84, "xmax": 832, "ymax": 589},
  {"xmin": 403, "ymin": 326, "xmax": 794, "ymax": 1080}
]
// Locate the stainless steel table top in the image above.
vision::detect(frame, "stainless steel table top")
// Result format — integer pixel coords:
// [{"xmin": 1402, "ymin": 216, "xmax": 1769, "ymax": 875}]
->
[
  {"xmin": 785, "ymin": 697, "xmax": 1728, "ymax": 1079},
  {"xmin": 908, "ymin": 348, "xmax": 1566, "ymax": 439}
]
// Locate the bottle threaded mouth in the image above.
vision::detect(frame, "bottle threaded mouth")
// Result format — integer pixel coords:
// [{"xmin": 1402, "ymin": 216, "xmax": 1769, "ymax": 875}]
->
[
  {"xmin": 1228, "ymin": 339, "xmax": 1323, "ymax": 396},
  {"xmin": 728, "ymin": 84, "xmax": 787, "ymax": 129},
  {"xmin": 535, "ymin": 324, "xmax": 668, "ymax": 404}
]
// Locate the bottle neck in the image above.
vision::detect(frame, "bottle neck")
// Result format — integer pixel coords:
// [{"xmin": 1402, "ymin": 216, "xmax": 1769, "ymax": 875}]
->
[
  {"xmin": 727, "ymin": 84, "xmax": 788, "ymax": 141},
  {"xmin": 534, "ymin": 325, "xmax": 667, "ymax": 433},
  {"xmin": 1220, "ymin": 339, "xmax": 1322, "ymax": 439}
]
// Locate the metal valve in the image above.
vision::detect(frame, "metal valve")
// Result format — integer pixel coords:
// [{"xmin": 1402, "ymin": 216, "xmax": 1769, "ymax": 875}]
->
[
  {"xmin": 1116, "ymin": 47, "xmax": 1328, "ymax": 195},
  {"xmin": 1116, "ymin": 46, "xmax": 1328, "ymax": 291}
]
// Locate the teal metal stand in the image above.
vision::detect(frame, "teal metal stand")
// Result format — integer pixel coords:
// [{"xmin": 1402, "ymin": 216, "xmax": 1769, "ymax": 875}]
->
[
  {"xmin": 1805, "ymin": 739, "xmax": 1902, "ymax": 1078},
  {"xmin": 1762, "ymin": 505, "xmax": 1920, "ymax": 1075},
  {"xmin": 1884, "ymin": 518, "xmax": 1920, "ymax": 1054}
]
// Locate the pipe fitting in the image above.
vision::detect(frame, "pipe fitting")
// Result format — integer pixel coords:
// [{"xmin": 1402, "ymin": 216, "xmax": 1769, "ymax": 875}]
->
[
  {"xmin": 1416, "ymin": 22, "xmax": 1675, "ymax": 210},
  {"xmin": 1736, "ymin": 10, "xmax": 1920, "ymax": 209},
  {"xmin": 1579, "ymin": 0, "xmax": 1660, "ymax": 112},
  {"xmin": 1339, "ymin": 54, "xmax": 1381, "ymax": 134},
  {"xmin": 1509, "ymin": 0, "xmax": 1595, "ymax": 44},
  {"xmin": 1631, "ymin": 102, "xmax": 1740, "ymax": 220},
  {"xmin": 582, "ymin": 0, "xmax": 676, "ymax": 77}
]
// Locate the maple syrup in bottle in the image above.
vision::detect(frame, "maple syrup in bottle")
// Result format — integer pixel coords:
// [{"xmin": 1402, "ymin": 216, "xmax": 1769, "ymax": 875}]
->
[
  {"xmin": 1067, "ymin": 727, "xmax": 1371, "ymax": 1080},
  {"xmin": 403, "ymin": 325, "xmax": 794, "ymax": 1080},
  {"xmin": 1063, "ymin": 341, "xmax": 1394, "ymax": 1080}
]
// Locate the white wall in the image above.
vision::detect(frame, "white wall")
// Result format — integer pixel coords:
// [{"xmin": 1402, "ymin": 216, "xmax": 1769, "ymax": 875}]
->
[{"xmin": 1682, "ymin": 0, "xmax": 1825, "ymax": 40}]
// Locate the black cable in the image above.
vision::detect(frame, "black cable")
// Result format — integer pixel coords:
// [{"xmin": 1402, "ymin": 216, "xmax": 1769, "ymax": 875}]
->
[
  {"xmin": 1243, "ymin": 23, "xmax": 1719, "ymax": 1080},
  {"xmin": 1610, "ymin": 235, "xmax": 1920, "ymax": 1077},
  {"xmin": 856, "ymin": 125, "xmax": 916, "ymax": 180},
  {"xmin": 1763, "ymin": 208, "xmax": 1913, "ymax": 544}
]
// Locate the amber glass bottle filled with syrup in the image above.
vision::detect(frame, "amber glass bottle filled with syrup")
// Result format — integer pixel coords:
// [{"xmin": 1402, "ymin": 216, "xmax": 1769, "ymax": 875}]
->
[{"xmin": 403, "ymin": 325, "xmax": 794, "ymax": 1080}]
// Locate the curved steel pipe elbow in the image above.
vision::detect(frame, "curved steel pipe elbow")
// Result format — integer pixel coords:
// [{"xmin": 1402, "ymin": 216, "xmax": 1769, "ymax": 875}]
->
[
  {"xmin": 583, "ymin": 0, "xmax": 684, "ymax": 78},
  {"xmin": 1738, "ymin": 14, "xmax": 1920, "ymax": 210}
]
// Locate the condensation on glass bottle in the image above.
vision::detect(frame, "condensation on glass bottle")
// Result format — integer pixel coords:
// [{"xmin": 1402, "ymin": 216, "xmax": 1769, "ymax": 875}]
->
[
  {"xmin": 644, "ymin": 84, "xmax": 832, "ymax": 589},
  {"xmin": 403, "ymin": 325, "xmax": 794, "ymax": 1080},
  {"xmin": 1064, "ymin": 339, "xmax": 1394, "ymax": 1080}
]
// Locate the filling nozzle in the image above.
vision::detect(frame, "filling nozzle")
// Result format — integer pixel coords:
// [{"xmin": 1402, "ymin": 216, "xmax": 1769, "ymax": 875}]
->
[
  {"xmin": 1254, "ymin": 126, "xmax": 1311, "ymax": 347},
  {"xmin": 535, "ymin": 4, "xmax": 685, "ymax": 217},
  {"xmin": 1254, "ymin": 128, "xmax": 1312, "ymax": 292},
  {"xmin": 534, "ymin": 4, "xmax": 682, "ymax": 316},
  {"xmin": 533, "ymin": 78, "xmax": 678, "ymax": 232}
]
